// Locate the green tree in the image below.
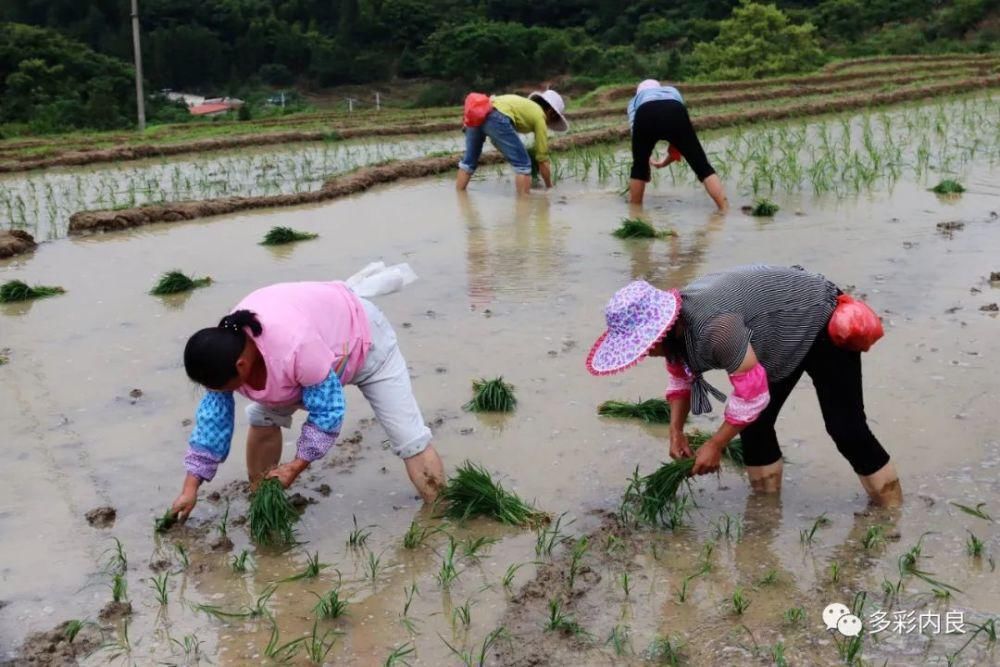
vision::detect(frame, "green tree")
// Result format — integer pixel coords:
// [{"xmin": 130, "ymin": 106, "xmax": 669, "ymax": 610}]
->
[{"xmin": 691, "ymin": 1, "xmax": 825, "ymax": 80}]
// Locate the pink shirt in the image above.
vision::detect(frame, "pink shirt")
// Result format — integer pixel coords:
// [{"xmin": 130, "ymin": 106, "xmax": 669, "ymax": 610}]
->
[{"xmin": 233, "ymin": 281, "xmax": 371, "ymax": 406}]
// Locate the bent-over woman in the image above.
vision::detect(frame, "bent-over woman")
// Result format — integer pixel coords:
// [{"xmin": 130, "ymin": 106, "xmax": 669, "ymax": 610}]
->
[
  {"xmin": 586, "ymin": 265, "xmax": 901, "ymax": 506},
  {"xmin": 171, "ymin": 281, "xmax": 445, "ymax": 520}
]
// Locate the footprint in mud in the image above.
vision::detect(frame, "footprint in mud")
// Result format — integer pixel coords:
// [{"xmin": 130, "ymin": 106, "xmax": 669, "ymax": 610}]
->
[
  {"xmin": 980, "ymin": 303, "xmax": 999, "ymax": 312},
  {"xmin": 936, "ymin": 220, "xmax": 965, "ymax": 236},
  {"xmin": 13, "ymin": 620, "xmax": 102, "ymax": 666},
  {"xmin": 99, "ymin": 601, "xmax": 132, "ymax": 622},
  {"xmin": 85, "ymin": 506, "xmax": 117, "ymax": 528}
]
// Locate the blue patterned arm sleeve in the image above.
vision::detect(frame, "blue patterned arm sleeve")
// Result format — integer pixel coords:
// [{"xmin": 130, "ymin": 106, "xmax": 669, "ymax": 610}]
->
[
  {"xmin": 184, "ymin": 391, "xmax": 235, "ymax": 482},
  {"xmin": 296, "ymin": 369, "xmax": 346, "ymax": 463}
]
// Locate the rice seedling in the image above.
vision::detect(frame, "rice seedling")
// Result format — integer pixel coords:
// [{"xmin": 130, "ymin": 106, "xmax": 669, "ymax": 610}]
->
[
  {"xmin": 612, "ymin": 217, "xmax": 673, "ymax": 239},
  {"xmin": 149, "ymin": 270, "xmax": 212, "ymax": 296},
  {"xmin": 248, "ymin": 478, "xmax": 299, "ymax": 546},
  {"xmin": 618, "ymin": 569, "xmax": 633, "ymax": 599},
  {"xmin": 861, "ymin": 525, "xmax": 886, "ymax": 550},
  {"xmin": 384, "ymin": 642, "xmax": 416, "ymax": 666},
  {"xmin": 304, "ymin": 621, "xmax": 342, "ymax": 664},
  {"xmin": 461, "ymin": 535, "xmax": 498, "ymax": 562},
  {"xmin": 281, "ymin": 551, "xmax": 329, "ymax": 582},
  {"xmin": 606, "ymin": 625, "xmax": 632, "ymax": 657},
  {"xmin": 605, "ymin": 534, "xmax": 626, "ymax": 556},
  {"xmin": 799, "ymin": 513, "xmax": 831, "ymax": 544},
  {"xmin": 881, "ymin": 577, "xmax": 902, "ymax": 599},
  {"xmin": 621, "ymin": 437, "xmax": 745, "ymax": 525},
  {"xmin": 364, "ymin": 549, "xmax": 384, "ymax": 585},
  {"xmin": 174, "ymin": 542, "xmax": 189, "ymax": 570},
  {"xmin": 731, "ymin": 587, "xmax": 751, "ymax": 615},
  {"xmin": 756, "ymin": 569, "xmax": 778, "ymax": 587},
  {"xmin": 399, "ymin": 583, "xmax": 420, "ymax": 634},
  {"xmin": 836, "ymin": 633, "xmax": 864, "ymax": 665},
  {"xmin": 712, "ymin": 513, "xmax": 743, "ymax": 541},
  {"xmin": 646, "ymin": 636, "xmax": 685, "ymax": 666},
  {"xmin": 0, "ymin": 280, "xmax": 65, "ymax": 303},
  {"xmin": 771, "ymin": 641, "xmax": 788, "ymax": 667},
  {"xmin": 949, "ymin": 618, "xmax": 999, "ymax": 665},
  {"xmin": 967, "ymin": 531, "xmax": 985, "ymax": 557},
  {"xmin": 260, "ymin": 226, "xmax": 319, "ymax": 245},
  {"xmin": 100, "ymin": 618, "xmax": 132, "ymax": 662},
  {"xmin": 231, "ymin": 549, "xmax": 253, "ymax": 573},
  {"xmin": 194, "ymin": 584, "xmax": 277, "ymax": 620},
  {"xmin": 451, "ymin": 599, "xmax": 473, "ymax": 630},
  {"xmin": 169, "ymin": 633, "xmax": 204, "ymax": 662},
  {"xmin": 535, "ymin": 512, "xmax": 570, "ymax": 556},
  {"xmin": 951, "ymin": 501, "xmax": 993, "ymax": 521},
  {"xmin": 313, "ymin": 585, "xmax": 349, "ymax": 619},
  {"xmin": 402, "ymin": 520, "xmax": 432, "ymax": 549},
  {"xmin": 828, "ymin": 561, "xmax": 841, "ymax": 583},
  {"xmin": 783, "ymin": 607, "xmax": 806, "ymax": 625},
  {"xmin": 217, "ymin": 500, "xmax": 230, "ymax": 538},
  {"xmin": 440, "ymin": 461, "xmax": 546, "ymax": 526},
  {"xmin": 897, "ymin": 535, "xmax": 962, "ymax": 594},
  {"xmin": 111, "ymin": 573, "xmax": 127, "ymax": 602},
  {"xmin": 930, "ymin": 179, "xmax": 965, "ymax": 194},
  {"xmin": 264, "ymin": 620, "xmax": 304, "ymax": 663},
  {"xmin": 567, "ymin": 536, "xmax": 589, "ymax": 589},
  {"xmin": 64, "ymin": 620, "xmax": 86, "ymax": 643},
  {"xmin": 748, "ymin": 199, "xmax": 780, "ymax": 216},
  {"xmin": 347, "ymin": 514, "xmax": 374, "ymax": 548},
  {"xmin": 151, "ymin": 572, "xmax": 169, "ymax": 606},
  {"xmin": 104, "ymin": 537, "xmax": 128, "ymax": 574},
  {"xmin": 545, "ymin": 598, "xmax": 588, "ymax": 637},
  {"xmin": 440, "ymin": 626, "xmax": 510, "ymax": 667},
  {"xmin": 437, "ymin": 537, "xmax": 460, "ymax": 590},
  {"xmin": 597, "ymin": 398, "xmax": 671, "ymax": 423},
  {"xmin": 502, "ymin": 562, "xmax": 527, "ymax": 591},
  {"xmin": 463, "ymin": 377, "xmax": 517, "ymax": 413},
  {"xmin": 154, "ymin": 509, "xmax": 178, "ymax": 534}
]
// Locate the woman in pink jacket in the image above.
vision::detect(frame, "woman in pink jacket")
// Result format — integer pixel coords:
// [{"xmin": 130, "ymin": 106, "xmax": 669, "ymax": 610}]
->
[{"xmin": 170, "ymin": 281, "xmax": 445, "ymax": 520}]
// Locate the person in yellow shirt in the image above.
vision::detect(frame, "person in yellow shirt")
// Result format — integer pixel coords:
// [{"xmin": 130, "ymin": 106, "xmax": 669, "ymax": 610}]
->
[{"xmin": 456, "ymin": 90, "xmax": 569, "ymax": 195}]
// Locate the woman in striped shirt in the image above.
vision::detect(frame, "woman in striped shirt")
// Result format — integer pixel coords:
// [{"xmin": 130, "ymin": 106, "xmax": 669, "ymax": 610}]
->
[{"xmin": 586, "ymin": 265, "xmax": 902, "ymax": 507}]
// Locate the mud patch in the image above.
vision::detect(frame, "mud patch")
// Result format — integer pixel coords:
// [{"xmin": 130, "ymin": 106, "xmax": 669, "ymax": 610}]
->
[
  {"xmin": 7, "ymin": 620, "xmax": 102, "ymax": 666},
  {"xmin": 84, "ymin": 506, "xmax": 116, "ymax": 528},
  {"xmin": 0, "ymin": 230, "xmax": 35, "ymax": 258},
  {"xmin": 98, "ymin": 601, "xmax": 132, "ymax": 623}
]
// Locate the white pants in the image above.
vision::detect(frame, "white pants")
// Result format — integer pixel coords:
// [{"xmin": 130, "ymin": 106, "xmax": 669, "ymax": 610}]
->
[{"xmin": 245, "ymin": 299, "xmax": 432, "ymax": 459}]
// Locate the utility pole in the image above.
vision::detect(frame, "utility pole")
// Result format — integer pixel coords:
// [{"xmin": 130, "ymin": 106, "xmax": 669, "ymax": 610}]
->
[
  {"xmin": 130, "ymin": 0, "xmax": 146, "ymax": 131},
  {"xmin": 375, "ymin": 92, "xmax": 381, "ymax": 110},
  {"xmin": 347, "ymin": 97, "xmax": 357, "ymax": 113}
]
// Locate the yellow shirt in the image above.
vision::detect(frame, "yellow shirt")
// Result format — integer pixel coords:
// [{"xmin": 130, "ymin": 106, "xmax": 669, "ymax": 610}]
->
[{"xmin": 491, "ymin": 94, "xmax": 549, "ymax": 163}]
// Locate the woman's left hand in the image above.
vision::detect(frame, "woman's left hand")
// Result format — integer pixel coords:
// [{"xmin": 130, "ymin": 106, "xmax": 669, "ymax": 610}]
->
[
  {"xmin": 266, "ymin": 459, "xmax": 309, "ymax": 489},
  {"xmin": 691, "ymin": 440, "xmax": 723, "ymax": 476}
]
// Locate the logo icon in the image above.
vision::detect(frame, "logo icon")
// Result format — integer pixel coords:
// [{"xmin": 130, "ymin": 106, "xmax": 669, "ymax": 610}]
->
[{"xmin": 824, "ymin": 602, "xmax": 863, "ymax": 636}]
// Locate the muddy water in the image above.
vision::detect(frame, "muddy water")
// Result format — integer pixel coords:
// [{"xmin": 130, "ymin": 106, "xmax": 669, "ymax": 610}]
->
[{"xmin": 1, "ymin": 113, "xmax": 1000, "ymax": 666}]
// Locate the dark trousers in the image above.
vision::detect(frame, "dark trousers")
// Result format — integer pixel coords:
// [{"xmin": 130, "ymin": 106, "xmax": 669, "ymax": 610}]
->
[
  {"xmin": 741, "ymin": 330, "xmax": 890, "ymax": 476},
  {"xmin": 630, "ymin": 99, "xmax": 715, "ymax": 183}
]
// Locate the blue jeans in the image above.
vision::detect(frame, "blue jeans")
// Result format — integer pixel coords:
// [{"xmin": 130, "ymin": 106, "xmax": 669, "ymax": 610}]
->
[{"xmin": 458, "ymin": 110, "xmax": 532, "ymax": 175}]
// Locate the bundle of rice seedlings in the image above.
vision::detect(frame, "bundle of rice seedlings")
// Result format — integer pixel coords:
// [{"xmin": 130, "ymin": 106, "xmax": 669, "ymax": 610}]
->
[
  {"xmin": 598, "ymin": 399, "xmax": 671, "ymax": 424},
  {"xmin": 260, "ymin": 226, "xmax": 319, "ymax": 246},
  {"xmin": 463, "ymin": 377, "xmax": 517, "ymax": 413},
  {"xmin": 150, "ymin": 271, "xmax": 212, "ymax": 296},
  {"xmin": 249, "ymin": 478, "xmax": 299, "ymax": 545},
  {"xmin": 749, "ymin": 199, "xmax": 780, "ymax": 217},
  {"xmin": 930, "ymin": 179, "xmax": 965, "ymax": 195},
  {"xmin": 622, "ymin": 434, "xmax": 745, "ymax": 525},
  {"xmin": 439, "ymin": 461, "xmax": 546, "ymax": 527},
  {"xmin": 154, "ymin": 509, "xmax": 178, "ymax": 534},
  {"xmin": 0, "ymin": 280, "xmax": 65, "ymax": 303},
  {"xmin": 612, "ymin": 218, "xmax": 673, "ymax": 239}
]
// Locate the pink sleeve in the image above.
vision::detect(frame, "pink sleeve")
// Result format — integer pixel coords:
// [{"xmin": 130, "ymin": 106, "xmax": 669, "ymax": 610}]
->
[
  {"xmin": 665, "ymin": 360, "xmax": 693, "ymax": 401},
  {"xmin": 724, "ymin": 363, "xmax": 770, "ymax": 426},
  {"xmin": 292, "ymin": 335, "xmax": 338, "ymax": 387}
]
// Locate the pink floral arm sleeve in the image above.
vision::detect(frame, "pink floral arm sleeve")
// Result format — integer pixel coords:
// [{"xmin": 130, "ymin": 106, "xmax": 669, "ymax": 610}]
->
[
  {"xmin": 665, "ymin": 360, "xmax": 693, "ymax": 401},
  {"xmin": 723, "ymin": 363, "xmax": 770, "ymax": 426}
]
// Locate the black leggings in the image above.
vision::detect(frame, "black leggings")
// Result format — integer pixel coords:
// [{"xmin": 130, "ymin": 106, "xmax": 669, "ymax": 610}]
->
[
  {"xmin": 630, "ymin": 99, "xmax": 715, "ymax": 183},
  {"xmin": 741, "ymin": 329, "xmax": 890, "ymax": 476}
]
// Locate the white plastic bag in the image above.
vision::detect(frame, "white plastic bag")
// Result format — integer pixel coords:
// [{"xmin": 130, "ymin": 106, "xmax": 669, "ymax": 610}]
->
[{"xmin": 345, "ymin": 261, "xmax": 418, "ymax": 298}]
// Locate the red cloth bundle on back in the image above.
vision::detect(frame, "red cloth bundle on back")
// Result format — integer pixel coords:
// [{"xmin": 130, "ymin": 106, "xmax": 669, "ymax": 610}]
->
[
  {"xmin": 827, "ymin": 294, "xmax": 884, "ymax": 352},
  {"xmin": 463, "ymin": 93, "xmax": 492, "ymax": 128}
]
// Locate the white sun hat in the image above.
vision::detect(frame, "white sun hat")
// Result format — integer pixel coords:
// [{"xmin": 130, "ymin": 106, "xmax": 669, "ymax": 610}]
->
[
  {"xmin": 637, "ymin": 79, "xmax": 662, "ymax": 93},
  {"xmin": 528, "ymin": 89, "xmax": 570, "ymax": 132}
]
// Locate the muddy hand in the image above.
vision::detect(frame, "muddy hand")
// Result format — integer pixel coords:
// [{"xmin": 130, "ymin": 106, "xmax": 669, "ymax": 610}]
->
[
  {"xmin": 171, "ymin": 490, "xmax": 197, "ymax": 522},
  {"xmin": 266, "ymin": 459, "xmax": 308, "ymax": 489},
  {"xmin": 669, "ymin": 429, "xmax": 693, "ymax": 460}
]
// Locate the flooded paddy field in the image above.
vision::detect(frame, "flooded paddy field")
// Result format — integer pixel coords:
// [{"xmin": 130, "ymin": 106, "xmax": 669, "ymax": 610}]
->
[{"xmin": 1, "ymin": 97, "xmax": 1000, "ymax": 666}]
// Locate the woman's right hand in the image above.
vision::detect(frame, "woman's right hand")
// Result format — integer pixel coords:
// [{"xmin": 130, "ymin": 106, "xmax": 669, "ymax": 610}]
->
[
  {"xmin": 669, "ymin": 429, "xmax": 694, "ymax": 460},
  {"xmin": 171, "ymin": 475, "xmax": 201, "ymax": 521}
]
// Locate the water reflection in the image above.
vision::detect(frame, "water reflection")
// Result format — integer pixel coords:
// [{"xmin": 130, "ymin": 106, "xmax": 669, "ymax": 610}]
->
[{"xmin": 622, "ymin": 204, "xmax": 726, "ymax": 289}]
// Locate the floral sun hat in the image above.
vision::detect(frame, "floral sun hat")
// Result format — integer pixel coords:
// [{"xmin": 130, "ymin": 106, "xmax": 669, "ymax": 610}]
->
[{"xmin": 586, "ymin": 281, "xmax": 681, "ymax": 376}]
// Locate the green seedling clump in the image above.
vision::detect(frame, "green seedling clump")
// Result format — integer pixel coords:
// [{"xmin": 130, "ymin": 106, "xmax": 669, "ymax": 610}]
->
[
  {"xmin": 749, "ymin": 199, "xmax": 780, "ymax": 216},
  {"xmin": 0, "ymin": 280, "xmax": 65, "ymax": 303},
  {"xmin": 931, "ymin": 179, "xmax": 965, "ymax": 194},
  {"xmin": 463, "ymin": 377, "xmax": 517, "ymax": 413},
  {"xmin": 248, "ymin": 478, "xmax": 299, "ymax": 545},
  {"xmin": 440, "ymin": 460, "xmax": 547, "ymax": 526},
  {"xmin": 260, "ymin": 226, "xmax": 319, "ymax": 246},
  {"xmin": 150, "ymin": 271, "xmax": 212, "ymax": 296},
  {"xmin": 622, "ymin": 434, "xmax": 745, "ymax": 525},
  {"xmin": 612, "ymin": 217, "xmax": 673, "ymax": 239},
  {"xmin": 598, "ymin": 398, "xmax": 671, "ymax": 424},
  {"xmin": 154, "ymin": 509, "xmax": 178, "ymax": 534}
]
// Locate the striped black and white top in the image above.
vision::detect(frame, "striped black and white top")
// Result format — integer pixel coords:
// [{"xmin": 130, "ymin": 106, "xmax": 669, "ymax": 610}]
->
[{"xmin": 675, "ymin": 265, "xmax": 839, "ymax": 414}]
